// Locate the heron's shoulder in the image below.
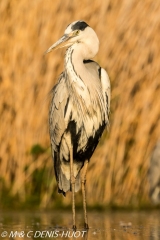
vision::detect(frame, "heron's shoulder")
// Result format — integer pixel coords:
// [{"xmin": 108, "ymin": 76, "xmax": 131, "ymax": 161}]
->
[
  {"xmin": 83, "ymin": 59, "xmax": 100, "ymax": 68},
  {"xmin": 83, "ymin": 59, "xmax": 101, "ymax": 77}
]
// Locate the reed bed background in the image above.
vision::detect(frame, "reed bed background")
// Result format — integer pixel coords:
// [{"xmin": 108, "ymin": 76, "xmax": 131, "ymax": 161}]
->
[{"xmin": 0, "ymin": 0, "xmax": 160, "ymax": 208}]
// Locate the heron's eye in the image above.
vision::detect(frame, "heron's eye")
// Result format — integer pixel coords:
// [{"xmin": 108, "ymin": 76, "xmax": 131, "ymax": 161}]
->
[{"xmin": 74, "ymin": 30, "xmax": 80, "ymax": 36}]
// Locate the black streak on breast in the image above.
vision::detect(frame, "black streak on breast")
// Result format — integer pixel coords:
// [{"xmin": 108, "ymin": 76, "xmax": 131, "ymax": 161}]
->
[
  {"xmin": 64, "ymin": 97, "xmax": 69, "ymax": 117},
  {"xmin": 98, "ymin": 67, "xmax": 101, "ymax": 79},
  {"xmin": 65, "ymin": 117, "xmax": 106, "ymax": 163},
  {"xmin": 66, "ymin": 119, "xmax": 81, "ymax": 158},
  {"xmin": 75, "ymin": 122, "xmax": 106, "ymax": 162}
]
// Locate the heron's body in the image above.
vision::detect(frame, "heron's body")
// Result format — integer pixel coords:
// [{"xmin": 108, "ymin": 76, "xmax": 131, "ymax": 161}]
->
[{"xmin": 46, "ymin": 20, "xmax": 110, "ymax": 229}]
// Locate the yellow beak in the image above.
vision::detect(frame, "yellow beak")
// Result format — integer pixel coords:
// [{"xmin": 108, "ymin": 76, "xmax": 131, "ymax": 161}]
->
[{"xmin": 45, "ymin": 34, "xmax": 72, "ymax": 55}]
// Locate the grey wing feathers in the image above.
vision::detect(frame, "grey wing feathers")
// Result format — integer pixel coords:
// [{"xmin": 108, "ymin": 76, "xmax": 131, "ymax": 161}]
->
[
  {"xmin": 49, "ymin": 74, "xmax": 69, "ymax": 195},
  {"xmin": 100, "ymin": 68, "xmax": 111, "ymax": 120},
  {"xmin": 49, "ymin": 73, "xmax": 81, "ymax": 195},
  {"xmin": 84, "ymin": 61, "xmax": 110, "ymax": 122},
  {"xmin": 49, "ymin": 73, "xmax": 67, "ymax": 152}
]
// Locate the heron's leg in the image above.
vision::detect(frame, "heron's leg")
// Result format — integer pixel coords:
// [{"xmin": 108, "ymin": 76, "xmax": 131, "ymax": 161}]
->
[
  {"xmin": 69, "ymin": 146, "xmax": 76, "ymax": 230},
  {"xmin": 81, "ymin": 160, "xmax": 89, "ymax": 229}
]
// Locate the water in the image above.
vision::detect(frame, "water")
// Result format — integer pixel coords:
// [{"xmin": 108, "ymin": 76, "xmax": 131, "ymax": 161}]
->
[{"xmin": 0, "ymin": 210, "xmax": 160, "ymax": 239}]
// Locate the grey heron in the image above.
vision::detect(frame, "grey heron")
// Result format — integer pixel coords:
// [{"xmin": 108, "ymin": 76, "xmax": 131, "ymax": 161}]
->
[{"xmin": 45, "ymin": 20, "xmax": 110, "ymax": 230}]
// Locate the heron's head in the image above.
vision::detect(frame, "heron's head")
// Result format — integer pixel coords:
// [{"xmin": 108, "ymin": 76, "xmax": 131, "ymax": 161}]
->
[{"xmin": 45, "ymin": 20, "xmax": 99, "ymax": 57}]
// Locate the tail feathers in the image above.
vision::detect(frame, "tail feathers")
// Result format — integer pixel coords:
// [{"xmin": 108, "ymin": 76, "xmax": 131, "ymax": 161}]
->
[
  {"xmin": 58, "ymin": 188, "xmax": 66, "ymax": 197},
  {"xmin": 58, "ymin": 170, "xmax": 70, "ymax": 195},
  {"xmin": 58, "ymin": 170, "xmax": 81, "ymax": 196}
]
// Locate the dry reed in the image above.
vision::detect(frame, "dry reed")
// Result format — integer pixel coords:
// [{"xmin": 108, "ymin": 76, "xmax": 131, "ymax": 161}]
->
[{"xmin": 0, "ymin": 0, "xmax": 160, "ymax": 207}]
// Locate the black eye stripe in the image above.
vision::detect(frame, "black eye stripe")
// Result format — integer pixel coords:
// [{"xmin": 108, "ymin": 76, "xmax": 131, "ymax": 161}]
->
[{"xmin": 71, "ymin": 21, "xmax": 89, "ymax": 31}]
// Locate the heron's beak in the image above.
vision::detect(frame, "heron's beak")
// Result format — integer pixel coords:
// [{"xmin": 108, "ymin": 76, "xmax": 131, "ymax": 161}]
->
[{"xmin": 45, "ymin": 34, "xmax": 71, "ymax": 55}]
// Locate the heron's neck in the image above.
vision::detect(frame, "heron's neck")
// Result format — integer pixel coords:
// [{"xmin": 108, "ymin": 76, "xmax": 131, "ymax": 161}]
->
[
  {"xmin": 64, "ymin": 45, "xmax": 91, "ymax": 84},
  {"xmin": 65, "ymin": 47, "xmax": 84, "ymax": 81}
]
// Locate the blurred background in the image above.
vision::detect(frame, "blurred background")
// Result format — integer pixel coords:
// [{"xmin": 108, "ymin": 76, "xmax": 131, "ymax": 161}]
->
[{"xmin": 0, "ymin": 0, "xmax": 160, "ymax": 209}]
